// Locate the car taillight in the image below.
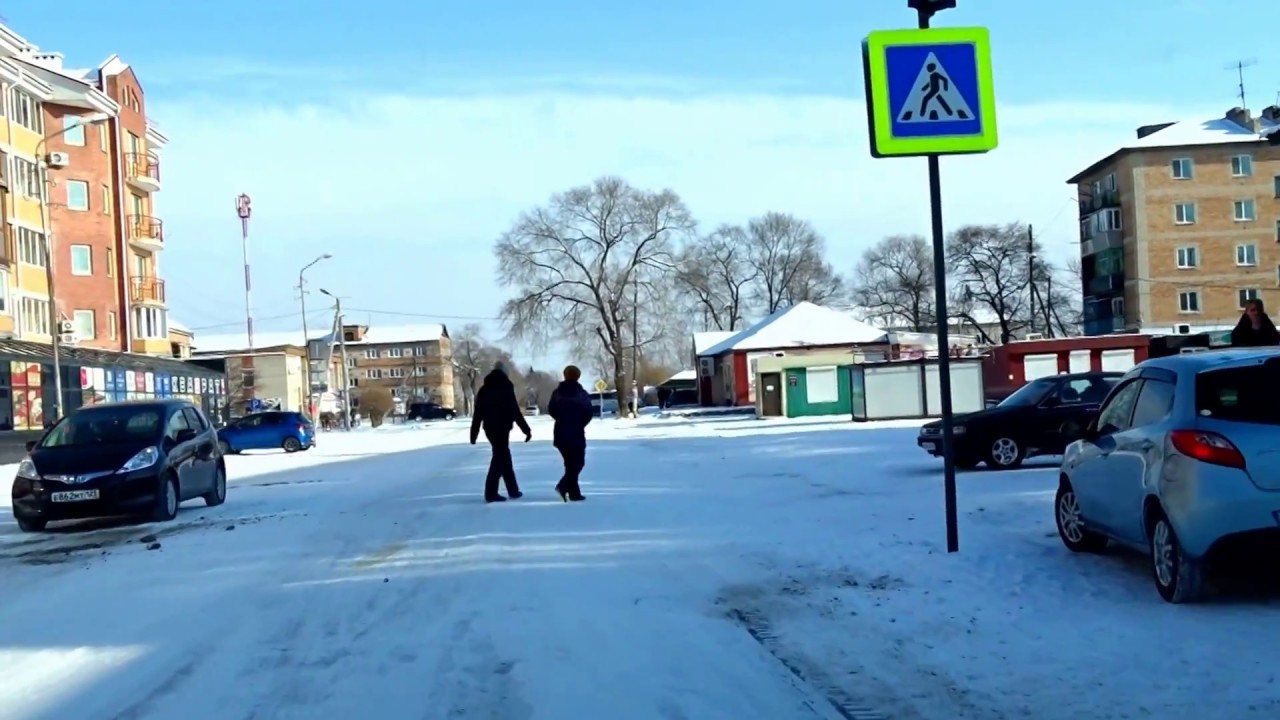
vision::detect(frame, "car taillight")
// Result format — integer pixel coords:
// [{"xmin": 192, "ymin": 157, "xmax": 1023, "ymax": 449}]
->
[{"xmin": 1169, "ymin": 430, "xmax": 1246, "ymax": 469}]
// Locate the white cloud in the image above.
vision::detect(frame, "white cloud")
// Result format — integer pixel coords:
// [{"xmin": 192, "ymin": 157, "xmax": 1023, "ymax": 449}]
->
[{"xmin": 149, "ymin": 77, "xmax": 1219, "ymax": 365}]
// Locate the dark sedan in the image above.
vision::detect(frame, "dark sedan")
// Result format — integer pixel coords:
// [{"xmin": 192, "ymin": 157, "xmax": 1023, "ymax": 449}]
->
[
  {"xmin": 407, "ymin": 402, "xmax": 456, "ymax": 421},
  {"xmin": 917, "ymin": 371, "xmax": 1122, "ymax": 470},
  {"xmin": 10, "ymin": 399, "xmax": 227, "ymax": 532}
]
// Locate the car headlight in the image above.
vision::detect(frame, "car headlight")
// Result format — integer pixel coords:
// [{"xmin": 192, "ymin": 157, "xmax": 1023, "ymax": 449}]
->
[
  {"xmin": 16, "ymin": 458, "xmax": 38, "ymax": 479},
  {"xmin": 119, "ymin": 446, "xmax": 160, "ymax": 473}
]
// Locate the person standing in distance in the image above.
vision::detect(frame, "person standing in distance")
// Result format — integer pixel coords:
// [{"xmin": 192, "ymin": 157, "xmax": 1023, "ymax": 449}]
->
[
  {"xmin": 470, "ymin": 361, "xmax": 532, "ymax": 503},
  {"xmin": 548, "ymin": 365, "xmax": 593, "ymax": 502}
]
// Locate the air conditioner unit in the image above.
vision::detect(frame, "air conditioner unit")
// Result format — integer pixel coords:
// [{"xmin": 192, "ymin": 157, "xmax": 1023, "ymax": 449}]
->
[
  {"xmin": 698, "ymin": 356, "xmax": 714, "ymax": 377},
  {"xmin": 1025, "ymin": 332, "xmax": 1045, "ymax": 341},
  {"xmin": 1173, "ymin": 323, "xmax": 1192, "ymax": 335},
  {"xmin": 58, "ymin": 320, "xmax": 75, "ymax": 333},
  {"xmin": 59, "ymin": 333, "xmax": 78, "ymax": 345},
  {"xmin": 45, "ymin": 152, "xmax": 70, "ymax": 169}
]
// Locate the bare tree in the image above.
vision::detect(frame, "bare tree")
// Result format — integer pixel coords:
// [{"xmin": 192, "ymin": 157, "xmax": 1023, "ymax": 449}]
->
[
  {"xmin": 494, "ymin": 176, "xmax": 695, "ymax": 404},
  {"xmin": 745, "ymin": 212, "xmax": 842, "ymax": 313},
  {"xmin": 849, "ymin": 234, "xmax": 935, "ymax": 330},
  {"xmin": 1031, "ymin": 257, "xmax": 1083, "ymax": 337},
  {"xmin": 946, "ymin": 223, "xmax": 1035, "ymax": 344},
  {"xmin": 674, "ymin": 225, "xmax": 757, "ymax": 331}
]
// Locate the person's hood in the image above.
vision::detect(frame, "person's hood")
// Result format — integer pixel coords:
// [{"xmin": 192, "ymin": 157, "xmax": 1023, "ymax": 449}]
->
[{"xmin": 483, "ymin": 369, "xmax": 513, "ymax": 389}]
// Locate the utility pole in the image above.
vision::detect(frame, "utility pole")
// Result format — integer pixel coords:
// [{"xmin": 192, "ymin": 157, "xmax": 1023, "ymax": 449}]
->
[
  {"xmin": 337, "ymin": 301, "xmax": 351, "ymax": 430},
  {"xmin": 297, "ymin": 254, "xmax": 331, "ymax": 416},
  {"xmin": 631, "ymin": 280, "xmax": 640, "ymax": 414},
  {"xmin": 236, "ymin": 194, "xmax": 255, "ymax": 410},
  {"xmin": 1027, "ymin": 224, "xmax": 1036, "ymax": 337}
]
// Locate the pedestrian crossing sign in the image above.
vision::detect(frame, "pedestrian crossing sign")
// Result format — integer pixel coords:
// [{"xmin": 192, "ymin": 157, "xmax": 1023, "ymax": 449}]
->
[{"xmin": 862, "ymin": 26, "xmax": 998, "ymax": 158}]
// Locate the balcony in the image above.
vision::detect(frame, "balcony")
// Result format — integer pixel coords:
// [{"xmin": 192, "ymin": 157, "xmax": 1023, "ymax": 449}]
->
[
  {"xmin": 1078, "ymin": 189, "xmax": 1120, "ymax": 217},
  {"xmin": 125, "ymin": 152, "xmax": 161, "ymax": 192},
  {"xmin": 1083, "ymin": 317, "xmax": 1126, "ymax": 335},
  {"xmin": 127, "ymin": 215, "xmax": 164, "ymax": 251},
  {"xmin": 131, "ymin": 276, "xmax": 166, "ymax": 306},
  {"xmin": 1087, "ymin": 272, "xmax": 1124, "ymax": 297},
  {"xmin": 1081, "ymin": 229, "xmax": 1122, "ymax": 256}
]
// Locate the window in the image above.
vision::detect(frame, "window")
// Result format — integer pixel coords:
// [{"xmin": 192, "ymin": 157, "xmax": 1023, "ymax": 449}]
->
[
  {"xmin": 0, "ymin": 268, "xmax": 8, "ymax": 314},
  {"xmin": 1178, "ymin": 290, "xmax": 1200, "ymax": 313},
  {"xmin": 132, "ymin": 306, "xmax": 166, "ymax": 339},
  {"xmin": 15, "ymin": 227, "xmax": 46, "ymax": 267},
  {"xmin": 1173, "ymin": 203, "xmax": 1196, "ymax": 225},
  {"xmin": 106, "ymin": 247, "xmax": 114, "ymax": 277},
  {"xmin": 98, "ymin": 123, "xmax": 109, "ymax": 153},
  {"xmin": 72, "ymin": 309, "xmax": 95, "ymax": 339},
  {"xmin": 11, "ymin": 156, "xmax": 41, "ymax": 199},
  {"xmin": 414, "ymin": 366, "xmax": 426, "ymax": 376},
  {"xmin": 1236, "ymin": 243, "xmax": 1258, "ymax": 266},
  {"xmin": 1175, "ymin": 246, "xmax": 1198, "ymax": 269},
  {"xmin": 1239, "ymin": 288, "xmax": 1260, "ymax": 307},
  {"xmin": 69, "ymin": 245, "xmax": 92, "ymax": 275},
  {"xmin": 363, "ymin": 348, "xmax": 378, "ymax": 359},
  {"xmin": 1231, "ymin": 155, "xmax": 1253, "ymax": 177},
  {"xmin": 64, "ymin": 180, "xmax": 89, "ymax": 211},
  {"xmin": 366, "ymin": 369, "xmax": 383, "ymax": 379},
  {"xmin": 1111, "ymin": 297, "xmax": 1124, "ymax": 318},
  {"xmin": 1275, "ymin": 219, "xmax": 1280, "ymax": 244},
  {"xmin": 346, "ymin": 357, "xmax": 358, "ymax": 367},
  {"xmin": 1096, "ymin": 380, "xmax": 1143, "ymax": 433},
  {"xmin": 63, "ymin": 115, "xmax": 86, "ymax": 146},
  {"xmin": 7, "ymin": 87, "xmax": 43, "ymax": 133},
  {"xmin": 1196, "ymin": 365, "xmax": 1280, "ymax": 425},
  {"xmin": 1131, "ymin": 380, "xmax": 1176, "ymax": 427},
  {"xmin": 20, "ymin": 297, "xmax": 50, "ymax": 336},
  {"xmin": 107, "ymin": 311, "xmax": 117, "ymax": 340},
  {"xmin": 101, "ymin": 185, "xmax": 111, "ymax": 214},
  {"xmin": 1171, "ymin": 158, "xmax": 1193, "ymax": 179},
  {"xmin": 804, "ymin": 366, "xmax": 839, "ymax": 404},
  {"xmin": 413, "ymin": 345, "xmax": 426, "ymax": 356},
  {"xmin": 1234, "ymin": 199, "xmax": 1256, "ymax": 221},
  {"xmin": 1093, "ymin": 208, "xmax": 1122, "ymax": 233},
  {"xmin": 1103, "ymin": 173, "xmax": 1116, "ymax": 191},
  {"xmin": 386, "ymin": 347, "xmax": 403, "ymax": 358},
  {"xmin": 389, "ymin": 367, "xmax": 405, "ymax": 378}
]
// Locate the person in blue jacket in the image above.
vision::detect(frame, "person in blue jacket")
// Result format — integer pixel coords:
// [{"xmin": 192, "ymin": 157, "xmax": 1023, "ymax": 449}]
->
[{"xmin": 548, "ymin": 365, "xmax": 593, "ymax": 502}]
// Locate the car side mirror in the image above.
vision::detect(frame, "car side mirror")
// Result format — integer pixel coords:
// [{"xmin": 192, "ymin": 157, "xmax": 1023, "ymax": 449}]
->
[
  {"xmin": 175, "ymin": 428, "xmax": 198, "ymax": 444},
  {"xmin": 24, "ymin": 440, "xmax": 36, "ymax": 452}
]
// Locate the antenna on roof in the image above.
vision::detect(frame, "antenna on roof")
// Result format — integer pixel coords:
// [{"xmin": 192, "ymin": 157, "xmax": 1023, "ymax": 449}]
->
[{"xmin": 1225, "ymin": 58, "xmax": 1257, "ymax": 109}]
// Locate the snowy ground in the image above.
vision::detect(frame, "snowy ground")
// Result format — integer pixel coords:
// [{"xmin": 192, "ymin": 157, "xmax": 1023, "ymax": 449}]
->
[{"xmin": 2, "ymin": 414, "xmax": 1279, "ymax": 719}]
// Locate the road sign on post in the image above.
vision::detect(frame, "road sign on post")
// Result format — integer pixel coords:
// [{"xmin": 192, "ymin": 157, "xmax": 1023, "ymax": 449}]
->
[
  {"xmin": 862, "ymin": 27, "xmax": 998, "ymax": 158},
  {"xmin": 594, "ymin": 379, "xmax": 608, "ymax": 393}
]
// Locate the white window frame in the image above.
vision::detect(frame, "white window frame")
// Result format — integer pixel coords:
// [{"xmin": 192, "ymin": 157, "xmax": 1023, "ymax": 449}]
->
[
  {"xmin": 387, "ymin": 347, "xmax": 404, "ymax": 358},
  {"xmin": 8, "ymin": 87, "xmax": 43, "ymax": 134},
  {"xmin": 63, "ymin": 115, "xmax": 86, "ymax": 146},
  {"xmin": 98, "ymin": 123, "xmax": 109, "ymax": 153},
  {"xmin": 1231, "ymin": 154, "xmax": 1253, "ymax": 177},
  {"xmin": 72, "ymin": 309, "xmax": 95, "ymax": 339},
  {"xmin": 20, "ymin": 297, "xmax": 50, "ymax": 335},
  {"xmin": 15, "ymin": 227, "xmax": 46, "ymax": 267},
  {"xmin": 65, "ymin": 180, "xmax": 90, "ymax": 211},
  {"xmin": 1178, "ymin": 290, "xmax": 1201, "ymax": 314},
  {"xmin": 1234, "ymin": 199, "xmax": 1256, "ymax": 222},
  {"xmin": 363, "ymin": 348, "xmax": 378, "ymax": 359},
  {"xmin": 1173, "ymin": 203, "xmax": 1196, "ymax": 225},
  {"xmin": 0, "ymin": 268, "xmax": 9, "ymax": 315},
  {"xmin": 346, "ymin": 357, "xmax": 358, "ymax": 367},
  {"xmin": 1094, "ymin": 208, "xmax": 1122, "ymax": 233},
  {"xmin": 413, "ymin": 345, "xmax": 426, "ymax": 356},
  {"xmin": 1236, "ymin": 243, "xmax": 1258, "ymax": 267},
  {"xmin": 1110, "ymin": 297, "xmax": 1124, "ymax": 318},
  {"xmin": 132, "ymin": 306, "xmax": 167, "ymax": 339},
  {"xmin": 1175, "ymin": 246, "xmax": 1198, "ymax": 269},
  {"xmin": 367, "ymin": 368, "xmax": 383, "ymax": 379},
  {"xmin": 1171, "ymin": 158, "xmax": 1193, "ymax": 179},
  {"xmin": 804, "ymin": 366, "xmax": 839, "ymax": 404},
  {"xmin": 69, "ymin": 244, "xmax": 92, "ymax": 275},
  {"xmin": 414, "ymin": 366, "xmax": 426, "ymax": 376},
  {"xmin": 107, "ymin": 310, "xmax": 117, "ymax": 340},
  {"xmin": 1238, "ymin": 288, "xmax": 1260, "ymax": 308},
  {"xmin": 389, "ymin": 367, "xmax": 405, "ymax": 378},
  {"xmin": 12, "ymin": 156, "xmax": 42, "ymax": 199}
]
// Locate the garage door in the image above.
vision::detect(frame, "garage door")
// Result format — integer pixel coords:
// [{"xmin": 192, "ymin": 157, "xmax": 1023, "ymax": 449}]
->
[
  {"xmin": 1100, "ymin": 349, "xmax": 1136, "ymax": 372},
  {"xmin": 1069, "ymin": 350, "xmax": 1091, "ymax": 373},
  {"xmin": 1023, "ymin": 354, "xmax": 1060, "ymax": 381}
]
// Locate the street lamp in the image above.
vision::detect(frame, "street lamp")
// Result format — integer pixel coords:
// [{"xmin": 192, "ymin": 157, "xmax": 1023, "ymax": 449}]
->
[
  {"xmin": 298, "ymin": 253, "xmax": 332, "ymax": 414},
  {"xmin": 37, "ymin": 112, "xmax": 113, "ymax": 421},
  {"xmin": 320, "ymin": 288, "xmax": 351, "ymax": 430}
]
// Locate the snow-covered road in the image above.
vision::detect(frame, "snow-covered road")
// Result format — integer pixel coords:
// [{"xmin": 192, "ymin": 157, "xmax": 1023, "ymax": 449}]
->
[{"xmin": 3, "ymin": 415, "xmax": 1280, "ymax": 719}]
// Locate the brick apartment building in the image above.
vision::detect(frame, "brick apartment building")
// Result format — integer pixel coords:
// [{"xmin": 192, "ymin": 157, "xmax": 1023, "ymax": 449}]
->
[
  {"xmin": 15, "ymin": 50, "xmax": 169, "ymax": 355},
  {"xmin": 339, "ymin": 324, "xmax": 455, "ymax": 408},
  {"xmin": 1069, "ymin": 105, "xmax": 1280, "ymax": 338}
]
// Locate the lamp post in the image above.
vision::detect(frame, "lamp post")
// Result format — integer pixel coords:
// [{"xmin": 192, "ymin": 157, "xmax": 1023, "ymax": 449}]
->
[
  {"xmin": 320, "ymin": 288, "xmax": 351, "ymax": 430},
  {"xmin": 298, "ymin": 253, "xmax": 331, "ymax": 415},
  {"xmin": 36, "ymin": 112, "xmax": 113, "ymax": 422}
]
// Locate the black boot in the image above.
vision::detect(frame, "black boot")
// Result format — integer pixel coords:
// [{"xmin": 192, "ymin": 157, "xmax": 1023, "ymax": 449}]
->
[
  {"xmin": 508, "ymin": 490, "xmax": 523, "ymax": 500},
  {"xmin": 485, "ymin": 495, "xmax": 507, "ymax": 503},
  {"xmin": 554, "ymin": 481, "xmax": 569, "ymax": 502}
]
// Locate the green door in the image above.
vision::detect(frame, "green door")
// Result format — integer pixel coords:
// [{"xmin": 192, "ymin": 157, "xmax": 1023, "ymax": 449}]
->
[{"xmin": 784, "ymin": 366, "xmax": 852, "ymax": 418}]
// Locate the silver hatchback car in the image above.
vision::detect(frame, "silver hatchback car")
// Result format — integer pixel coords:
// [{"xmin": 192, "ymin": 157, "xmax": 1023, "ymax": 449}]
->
[{"xmin": 1055, "ymin": 348, "xmax": 1280, "ymax": 603}]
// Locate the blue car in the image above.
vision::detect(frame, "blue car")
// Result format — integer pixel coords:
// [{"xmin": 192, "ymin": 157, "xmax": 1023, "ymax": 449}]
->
[{"xmin": 217, "ymin": 411, "xmax": 315, "ymax": 454}]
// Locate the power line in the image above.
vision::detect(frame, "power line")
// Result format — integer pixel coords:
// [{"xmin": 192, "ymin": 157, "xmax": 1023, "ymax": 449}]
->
[{"xmin": 184, "ymin": 307, "xmax": 502, "ymax": 333}]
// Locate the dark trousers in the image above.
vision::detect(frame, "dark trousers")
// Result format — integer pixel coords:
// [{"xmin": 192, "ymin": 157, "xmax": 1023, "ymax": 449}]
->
[
  {"xmin": 485, "ymin": 435, "xmax": 520, "ymax": 498},
  {"xmin": 557, "ymin": 445, "xmax": 586, "ymax": 498}
]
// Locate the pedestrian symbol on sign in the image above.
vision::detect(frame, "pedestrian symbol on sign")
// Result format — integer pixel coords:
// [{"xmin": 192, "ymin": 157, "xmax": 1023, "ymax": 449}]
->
[{"xmin": 896, "ymin": 52, "xmax": 973, "ymax": 123}]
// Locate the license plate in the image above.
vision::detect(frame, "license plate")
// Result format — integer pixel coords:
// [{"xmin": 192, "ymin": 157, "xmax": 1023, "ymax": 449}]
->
[
  {"xmin": 50, "ymin": 490, "xmax": 99, "ymax": 503},
  {"xmin": 921, "ymin": 441, "xmax": 937, "ymax": 452}
]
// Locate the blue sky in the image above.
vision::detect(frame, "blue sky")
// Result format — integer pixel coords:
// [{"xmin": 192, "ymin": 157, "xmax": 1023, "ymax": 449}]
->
[{"xmin": 6, "ymin": 0, "xmax": 1277, "ymax": 369}]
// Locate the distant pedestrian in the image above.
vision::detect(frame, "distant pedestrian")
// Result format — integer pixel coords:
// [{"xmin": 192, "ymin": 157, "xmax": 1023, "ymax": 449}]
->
[
  {"xmin": 470, "ymin": 361, "xmax": 532, "ymax": 503},
  {"xmin": 548, "ymin": 364, "xmax": 593, "ymax": 502},
  {"xmin": 1231, "ymin": 299, "xmax": 1280, "ymax": 347}
]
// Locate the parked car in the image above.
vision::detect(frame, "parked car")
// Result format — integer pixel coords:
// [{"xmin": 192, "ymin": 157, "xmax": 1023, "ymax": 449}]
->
[
  {"xmin": 917, "ymin": 371, "xmax": 1122, "ymax": 469},
  {"xmin": 10, "ymin": 399, "xmax": 226, "ymax": 533},
  {"xmin": 664, "ymin": 388, "xmax": 700, "ymax": 409},
  {"xmin": 1055, "ymin": 349, "xmax": 1280, "ymax": 603},
  {"xmin": 217, "ymin": 410, "xmax": 315, "ymax": 454},
  {"xmin": 407, "ymin": 402, "xmax": 457, "ymax": 421}
]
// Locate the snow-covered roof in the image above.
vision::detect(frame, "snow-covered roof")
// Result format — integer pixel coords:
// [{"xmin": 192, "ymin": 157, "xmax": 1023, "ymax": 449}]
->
[
  {"xmin": 699, "ymin": 302, "xmax": 889, "ymax": 356},
  {"xmin": 192, "ymin": 324, "xmax": 447, "ymax": 354},
  {"xmin": 693, "ymin": 331, "xmax": 735, "ymax": 356},
  {"xmin": 343, "ymin": 324, "xmax": 446, "ymax": 346},
  {"xmin": 169, "ymin": 318, "xmax": 190, "ymax": 334},
  {"xmin": 192, "ymin": 330, "xmax": 311, "ymax": 353},
  {"xmin": 665, "ymin": 369, "xmax": 697, "ymax": 383}
]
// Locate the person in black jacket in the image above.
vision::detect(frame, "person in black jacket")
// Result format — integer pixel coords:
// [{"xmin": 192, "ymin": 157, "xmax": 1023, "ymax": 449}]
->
[
  {"xmin": 470, "ymin": 362, "xmax": 532, "ymax": 503},
  {"xmin": 1231, "ymin": 299, "xmax": 1280, "ymax": 347},
  {"xmin": 547, "ymin": 365, "xmax": 593, "ymax": 502}
]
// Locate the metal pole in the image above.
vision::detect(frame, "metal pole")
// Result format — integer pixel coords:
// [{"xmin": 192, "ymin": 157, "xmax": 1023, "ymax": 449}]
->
[
  {"xmin": 299, "ymin": 275, "xmax": 310, "ymax": 413},
  {"xmin": 335, "ymin": 298, "xmax": 351, "ymax": 431},
  {"xmin": 915, "ymin": 0, "xmax": 960, "ymax": 553},
  {"xmin": 1027, "ymin": 223, "xmax": 1035, "ymax": 335},
  {"xmin": 236, "ymin": 194, "xmax": 254, "ymax": 350},
  {"xmin": 35, "ymin": 157, "xmax": 64, "ymax": 422}
]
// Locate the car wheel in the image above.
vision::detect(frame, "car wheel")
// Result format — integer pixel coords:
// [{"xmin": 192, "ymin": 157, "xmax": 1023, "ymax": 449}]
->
[
  {"xmin": 282, "ymin": 437, "xmax": 302, "ymax": 453},
  {"xmin": 447, "ymin": 412, "xmax": 456, "ymax": 420},
  {"xmin": 985, "ymin": 436, "xmax": 1024, "ymax": 469},
  {"xmin": 203, "ymin": 465, "xmax": 227, "ymax": 507},
  {"xmin": 1149, "ymin": 511, "xmax": 1206, "ymax": 604},
  {"xmin": 14, "ymin": 514, "xmax": 46, "ymax": 533},
  {"xmin": 152, "ymin": 474, "xmax": 180, "ymax": 523},
  {"xmin": 1055, "ymin": 480, "xmax": 1107, "ymax": 553},
  {"xmin": 218, "ymin": 440, "xmax": 232, "ymax": 455}
]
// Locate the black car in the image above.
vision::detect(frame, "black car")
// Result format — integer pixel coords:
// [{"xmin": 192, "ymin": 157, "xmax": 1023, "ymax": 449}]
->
[
  {"xmin": 10, "ymin": 399, "xmax": 226, "ymax": 532},
  {"xmin": 917, "ymin": 371, "xmax": 1122, "ymax": 470},
  {"xmin": 407, "ymin": 402, "xmax": 456, "ymax": 421}
]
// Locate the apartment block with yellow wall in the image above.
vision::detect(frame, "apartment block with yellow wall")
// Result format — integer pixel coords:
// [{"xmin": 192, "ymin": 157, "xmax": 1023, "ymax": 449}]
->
[{"xmin": 0, "ymin": 51, "xmax": 55, "ymax": 342}]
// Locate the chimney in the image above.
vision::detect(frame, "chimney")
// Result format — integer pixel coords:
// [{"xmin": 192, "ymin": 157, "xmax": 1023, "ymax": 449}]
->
[
  {"xmin": 1261, "ymin": 105, "xmax": 1280, "ymax": 123},
  {"xmin": 1136, "ymin": 122, "xmax": 1175, "ymax": 139},
  {"xmin": 1226, "ymin": 106, "xmax": 1261, "ymax": 132},
  {"xmin": 26, "ymin": 51, "xmax": 64, "ymax": 71}
]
